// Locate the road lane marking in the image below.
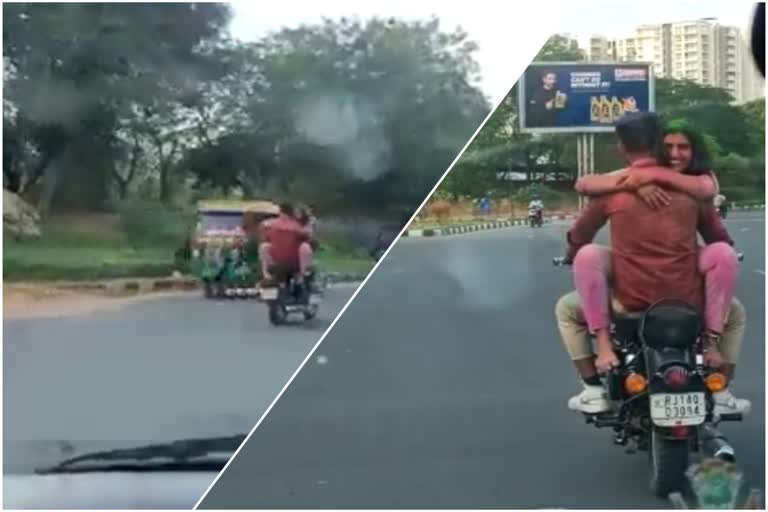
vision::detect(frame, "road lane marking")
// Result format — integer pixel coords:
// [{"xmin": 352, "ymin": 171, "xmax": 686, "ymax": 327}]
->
[{"xmin": 754, "ymin": 269, "xmax": 765, "ymax": 275}]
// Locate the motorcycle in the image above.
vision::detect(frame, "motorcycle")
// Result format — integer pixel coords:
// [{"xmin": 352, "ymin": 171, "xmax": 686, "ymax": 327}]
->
[
  {"xmin": 528, "ymin": 207, "xmax": 544, "ymax": 228},
  {"xmin": 259, "ymin": 267, "xmax": 325, "ymax": 326},
  {"xmin": 553, "ymin": 255, "xmax": 744, "ymax": 497}
]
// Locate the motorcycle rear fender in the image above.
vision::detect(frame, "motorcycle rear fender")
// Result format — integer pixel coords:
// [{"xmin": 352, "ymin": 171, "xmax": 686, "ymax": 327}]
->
[{"xmin": 645, "ymin": 347, "xmax": 705, "ymax": 394}]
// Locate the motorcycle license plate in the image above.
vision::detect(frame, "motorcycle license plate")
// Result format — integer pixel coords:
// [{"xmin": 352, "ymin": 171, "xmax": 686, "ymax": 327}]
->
[
  {"xmin": 650, "ymin": 392, "xmax": 706, "ymax": 426},
  {"xmin": 260, "ymin": 287, "xmax": 278, "ymax": 300}
]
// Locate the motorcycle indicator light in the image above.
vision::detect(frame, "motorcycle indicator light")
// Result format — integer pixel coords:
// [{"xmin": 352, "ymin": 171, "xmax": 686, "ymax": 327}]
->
[
  {"xmin": 624, "ymin": 372, "xmax": 647, "ymax": 394},
  {"xmin": 705, "ymin": 372, "xmax": 728, "ymax": 393},
  {"xmin": 663, "ymin": 366, "xmax": 689, "ymax": 389}
]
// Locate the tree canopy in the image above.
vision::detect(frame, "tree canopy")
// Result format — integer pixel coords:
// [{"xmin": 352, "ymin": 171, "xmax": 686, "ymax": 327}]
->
[{"xmin": 3, "ymin": 5, "xmax": 490, "ymax": 218}]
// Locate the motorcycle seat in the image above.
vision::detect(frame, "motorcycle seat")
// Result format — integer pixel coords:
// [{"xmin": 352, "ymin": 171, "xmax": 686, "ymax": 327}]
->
[{"xmin": 611, "ymin": 299, "xmax": 702, "ymax": 348}]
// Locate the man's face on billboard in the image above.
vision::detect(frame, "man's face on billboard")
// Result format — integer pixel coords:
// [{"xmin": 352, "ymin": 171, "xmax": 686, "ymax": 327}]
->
[{"xmin": 542, "ymin": 72, "xmax": 556, "ymax": 89}]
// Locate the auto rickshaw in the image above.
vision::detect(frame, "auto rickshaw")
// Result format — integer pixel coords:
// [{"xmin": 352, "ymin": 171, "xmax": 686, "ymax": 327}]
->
[{"xmin": 189, "ymin": 200, "xmax": 279, "ymax": 299}]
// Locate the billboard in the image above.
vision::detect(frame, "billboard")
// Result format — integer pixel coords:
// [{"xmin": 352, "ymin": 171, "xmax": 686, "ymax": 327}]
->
[{"xmin": 518, "ymin": 62, "xmax": 655, "ymax": 134}]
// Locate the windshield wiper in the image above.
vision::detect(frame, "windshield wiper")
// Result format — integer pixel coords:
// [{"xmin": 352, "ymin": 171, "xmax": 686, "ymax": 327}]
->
[{"xmin": 34, "ymin": 434, "xmax": 246, "ymax": 475}]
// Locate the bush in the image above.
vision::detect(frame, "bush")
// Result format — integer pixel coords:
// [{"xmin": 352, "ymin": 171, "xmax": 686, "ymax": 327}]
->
[
  {"xmin": 114, "ymin": 199, "xmax": 194, "ymax": 249},
  {"xmin": 719, "ymin": 185, "xmax": 765, "ymax": 203}
]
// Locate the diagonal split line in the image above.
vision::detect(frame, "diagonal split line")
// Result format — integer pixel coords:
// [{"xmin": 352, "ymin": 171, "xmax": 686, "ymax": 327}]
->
[{"xmin": 192, "ymin": 78, "xmax": 533, "ymax": 509}]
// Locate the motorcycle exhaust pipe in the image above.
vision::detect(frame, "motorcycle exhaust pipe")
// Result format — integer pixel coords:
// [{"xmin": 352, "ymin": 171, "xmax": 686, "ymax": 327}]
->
[{"xmin": 701, "ymin": 424, "xmax": 736, "ymax": 462}]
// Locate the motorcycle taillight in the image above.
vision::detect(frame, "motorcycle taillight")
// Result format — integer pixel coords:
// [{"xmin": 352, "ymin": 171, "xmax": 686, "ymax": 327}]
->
[
  {"xmin": 670, "ymin": 425, "xmax": 691, "ymax": 439},
  {"xmin": 663, "ymin": 366, "xmax": 690, "ymax": 390}
]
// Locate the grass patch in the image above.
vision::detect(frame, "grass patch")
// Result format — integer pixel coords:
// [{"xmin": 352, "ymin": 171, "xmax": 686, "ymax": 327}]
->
[
  {"xmin": 4, "ymin": 239, "xmax": 177, "ymax": 282},
  {"xmin": 315, "ymin": 242, "xmax": 374, "ymax": 276},
  {"xmin": 4, "ymin": 218, "xmax": 373, "ymax": 282}
]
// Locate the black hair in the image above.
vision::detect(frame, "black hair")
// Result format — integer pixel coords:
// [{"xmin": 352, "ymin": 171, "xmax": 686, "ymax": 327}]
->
[
  {"xmin": 614, "ymin": 112, "xmax": 670, "ymax": 167},
  {"xmin": 278, "ymin": 202, "xmax": 294, "ymax": 215},
  {"xmin": 752, "ymin": 3, "xmax": 765, "ymax": 77},
  {"xmin": 662, "ymin": 122, "xmax": 713, "ymax": 176}
]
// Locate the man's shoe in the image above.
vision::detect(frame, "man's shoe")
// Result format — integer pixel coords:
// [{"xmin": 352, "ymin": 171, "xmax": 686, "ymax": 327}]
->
[
  {"xmin": 713, "ymin": 389, "xmax": 751, "ymax": 416},
  {"xmin": 568, "ymin": 384, "xmax": 610, "ymax": 414}
]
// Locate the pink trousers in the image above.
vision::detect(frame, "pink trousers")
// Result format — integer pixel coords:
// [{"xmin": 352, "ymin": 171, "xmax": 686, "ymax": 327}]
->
[
  {"xmin": 573, "ymin": 242, "xmax": 738, "ymax": 335},
  {"xmin": 258, "ymin": 242, "xmax": 314, "ymax": 275}
]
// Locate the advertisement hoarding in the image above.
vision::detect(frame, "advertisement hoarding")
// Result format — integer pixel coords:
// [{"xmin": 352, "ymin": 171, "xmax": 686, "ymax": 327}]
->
[{"xmin": 518, "ymin": 62, "xmax": 655, "ymax": 134}]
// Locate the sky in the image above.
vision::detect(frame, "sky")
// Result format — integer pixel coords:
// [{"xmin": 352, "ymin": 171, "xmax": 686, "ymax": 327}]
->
[{"xmin": 228, "ymin": 0, "xmax": 761, "ymax": 105}]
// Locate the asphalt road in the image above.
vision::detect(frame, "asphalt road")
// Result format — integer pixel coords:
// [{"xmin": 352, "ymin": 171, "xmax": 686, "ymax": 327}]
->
[
  {"xmin": 3, "ymin": 286, "xmax": 355, "ymax": 475},
  {"xmin": 200, "ymin": 212, "xmax": 765, "ymax": 510}
]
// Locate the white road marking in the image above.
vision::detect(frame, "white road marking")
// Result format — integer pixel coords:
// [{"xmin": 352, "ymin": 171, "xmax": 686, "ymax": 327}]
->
[{"xmin": 754, "ymin": 269, "xmax": 765, "ymax": 275}]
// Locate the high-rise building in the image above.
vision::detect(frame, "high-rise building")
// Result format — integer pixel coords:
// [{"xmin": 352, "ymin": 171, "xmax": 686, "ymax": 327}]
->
[
  {"xmin": 588, "ymin": 18, "xmax": 764, "ymax": 103},
  {"xmin": 589, "ymin": 36, "xmax": 614, "ymax": 61}
]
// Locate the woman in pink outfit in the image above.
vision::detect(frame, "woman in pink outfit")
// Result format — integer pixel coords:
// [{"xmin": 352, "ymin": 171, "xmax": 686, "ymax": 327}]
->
[
  {"xmin": 295, "ymin": 203, "xmax": 318, "ymax": 278},
  {"xmin": 572, "ymin": 124, "xmax": 739, "ymax": 373}
]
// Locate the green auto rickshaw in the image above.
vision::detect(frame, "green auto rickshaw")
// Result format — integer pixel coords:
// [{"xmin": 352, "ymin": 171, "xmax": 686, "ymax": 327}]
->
[{"xmin": 190, "ymin": 200, "xmax": 279, "ymax": 299}]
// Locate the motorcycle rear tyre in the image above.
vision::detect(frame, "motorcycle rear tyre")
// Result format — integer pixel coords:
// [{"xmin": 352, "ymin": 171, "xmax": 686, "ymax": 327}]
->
[{"xmin": 649, "ymin": 429, "xmax": 689, "ymax": 498}]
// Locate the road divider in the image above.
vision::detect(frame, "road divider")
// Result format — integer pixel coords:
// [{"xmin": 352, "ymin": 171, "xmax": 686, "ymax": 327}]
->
[
  {"xmin": 404, "ymin": 215, "xmax": 576, "ymax": 238},
  {"xmin": 731, "ymin": 203, "xmax": 765, "ymax": 211},
  {"xmin": 404, "ymin": 203, "xmax": 763, "ymax": 239}
]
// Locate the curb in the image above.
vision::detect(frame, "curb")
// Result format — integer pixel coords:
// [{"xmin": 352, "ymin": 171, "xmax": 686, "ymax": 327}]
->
[
  {"xmin": 405, "ymin": 216, "xmax": 576, "ymax": 238},
  {"xmin": 731, "ymin": 203, "xmax": 765, "ymax": 211},
  {"xmin": 17, "ymin": 272, "xmax": 369, "ymax": 298},
  {"xmin": 54, "ymin": 277, "xmax": 200, "ymax": 296},
  {"xmin": 405, "ymin": 203, "xmax": 764, "ymax": 239}
]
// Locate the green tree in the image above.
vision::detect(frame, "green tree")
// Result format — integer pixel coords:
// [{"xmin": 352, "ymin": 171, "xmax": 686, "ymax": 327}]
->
[
  {"xmin": 3, "ymin": 2, "xmax": 232, "ymax": 212},
  {"xmin": 184, "ymin": 17, "xmax": 489, "ymax": 216},
  {"xmin": 740, "ymin": 99, "xmax": 765, "ymax": 154},
  {"xmin": 655, "ymin": 78, "xmax": 734, "ymax": 113},
  {"xmin": 534, "ymin": 34, "xmax": 586, "ymax": 62}
]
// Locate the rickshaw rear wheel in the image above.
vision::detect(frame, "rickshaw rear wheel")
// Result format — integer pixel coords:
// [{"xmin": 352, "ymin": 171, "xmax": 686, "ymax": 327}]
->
[
  {"xmin": 215, "ymin": 280, "xmax": 227, "ymax": 299},
  {"xmin": 268, "ymin": 302, "xmax": 287, "ymax": 325},
  {"xmin": 203, "ymin": 280, "xmax": 214, "ymax": 299}
]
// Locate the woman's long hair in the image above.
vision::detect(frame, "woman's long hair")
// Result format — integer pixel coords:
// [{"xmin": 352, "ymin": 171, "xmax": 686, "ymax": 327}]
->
[{"xmin": 662, "ymin": 121, "xmax": 713, "ymax": 176}]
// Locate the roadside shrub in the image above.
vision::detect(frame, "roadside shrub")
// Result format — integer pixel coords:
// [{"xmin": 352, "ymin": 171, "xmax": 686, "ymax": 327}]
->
[{"xmin": 114, "ymin": 199, "xmax": 194, "ymax": 249}]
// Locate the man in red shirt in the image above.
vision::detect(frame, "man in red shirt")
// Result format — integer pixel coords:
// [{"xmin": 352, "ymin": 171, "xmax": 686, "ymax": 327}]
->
[
  {"xmin": 258, "ymin": 203, "xmax": 312, "ymax": 283},
  {"xmin": 555, "ymin": 113, "xmax": 749, "ymax": 415}
]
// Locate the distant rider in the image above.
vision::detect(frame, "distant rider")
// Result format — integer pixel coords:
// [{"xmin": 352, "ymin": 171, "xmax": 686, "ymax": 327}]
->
[
  {"xmin": 714, "ymin": 193, "xmax": 727, "ymax": 218},
  {"xmin": 528, "ymin": 196, "xmax": 544, "ymax": 220}
]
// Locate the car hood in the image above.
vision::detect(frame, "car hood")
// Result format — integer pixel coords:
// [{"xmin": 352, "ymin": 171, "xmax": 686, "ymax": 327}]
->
[{"xmin": 4, "ymin": 472, "xmax": 218, "ymax": 509}]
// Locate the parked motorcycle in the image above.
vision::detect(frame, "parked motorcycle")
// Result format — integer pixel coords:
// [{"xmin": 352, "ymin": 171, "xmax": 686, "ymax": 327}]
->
[
  {"xmin": 259, "ymin": 268, "xmax": 325, "ymax": 326},
  {"xmin": 553, "ymin": 256, "xmax": 744, "ymax": 497},
  {"xmin": 529, "ymin": 207, "xmax": 544, "ymax": 228}
]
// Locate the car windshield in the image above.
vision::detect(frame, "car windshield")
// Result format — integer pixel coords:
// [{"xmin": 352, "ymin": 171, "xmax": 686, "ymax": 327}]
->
[{"xmin": 199, "ymin": 212, "xmax": 244, "ymax": 233}]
